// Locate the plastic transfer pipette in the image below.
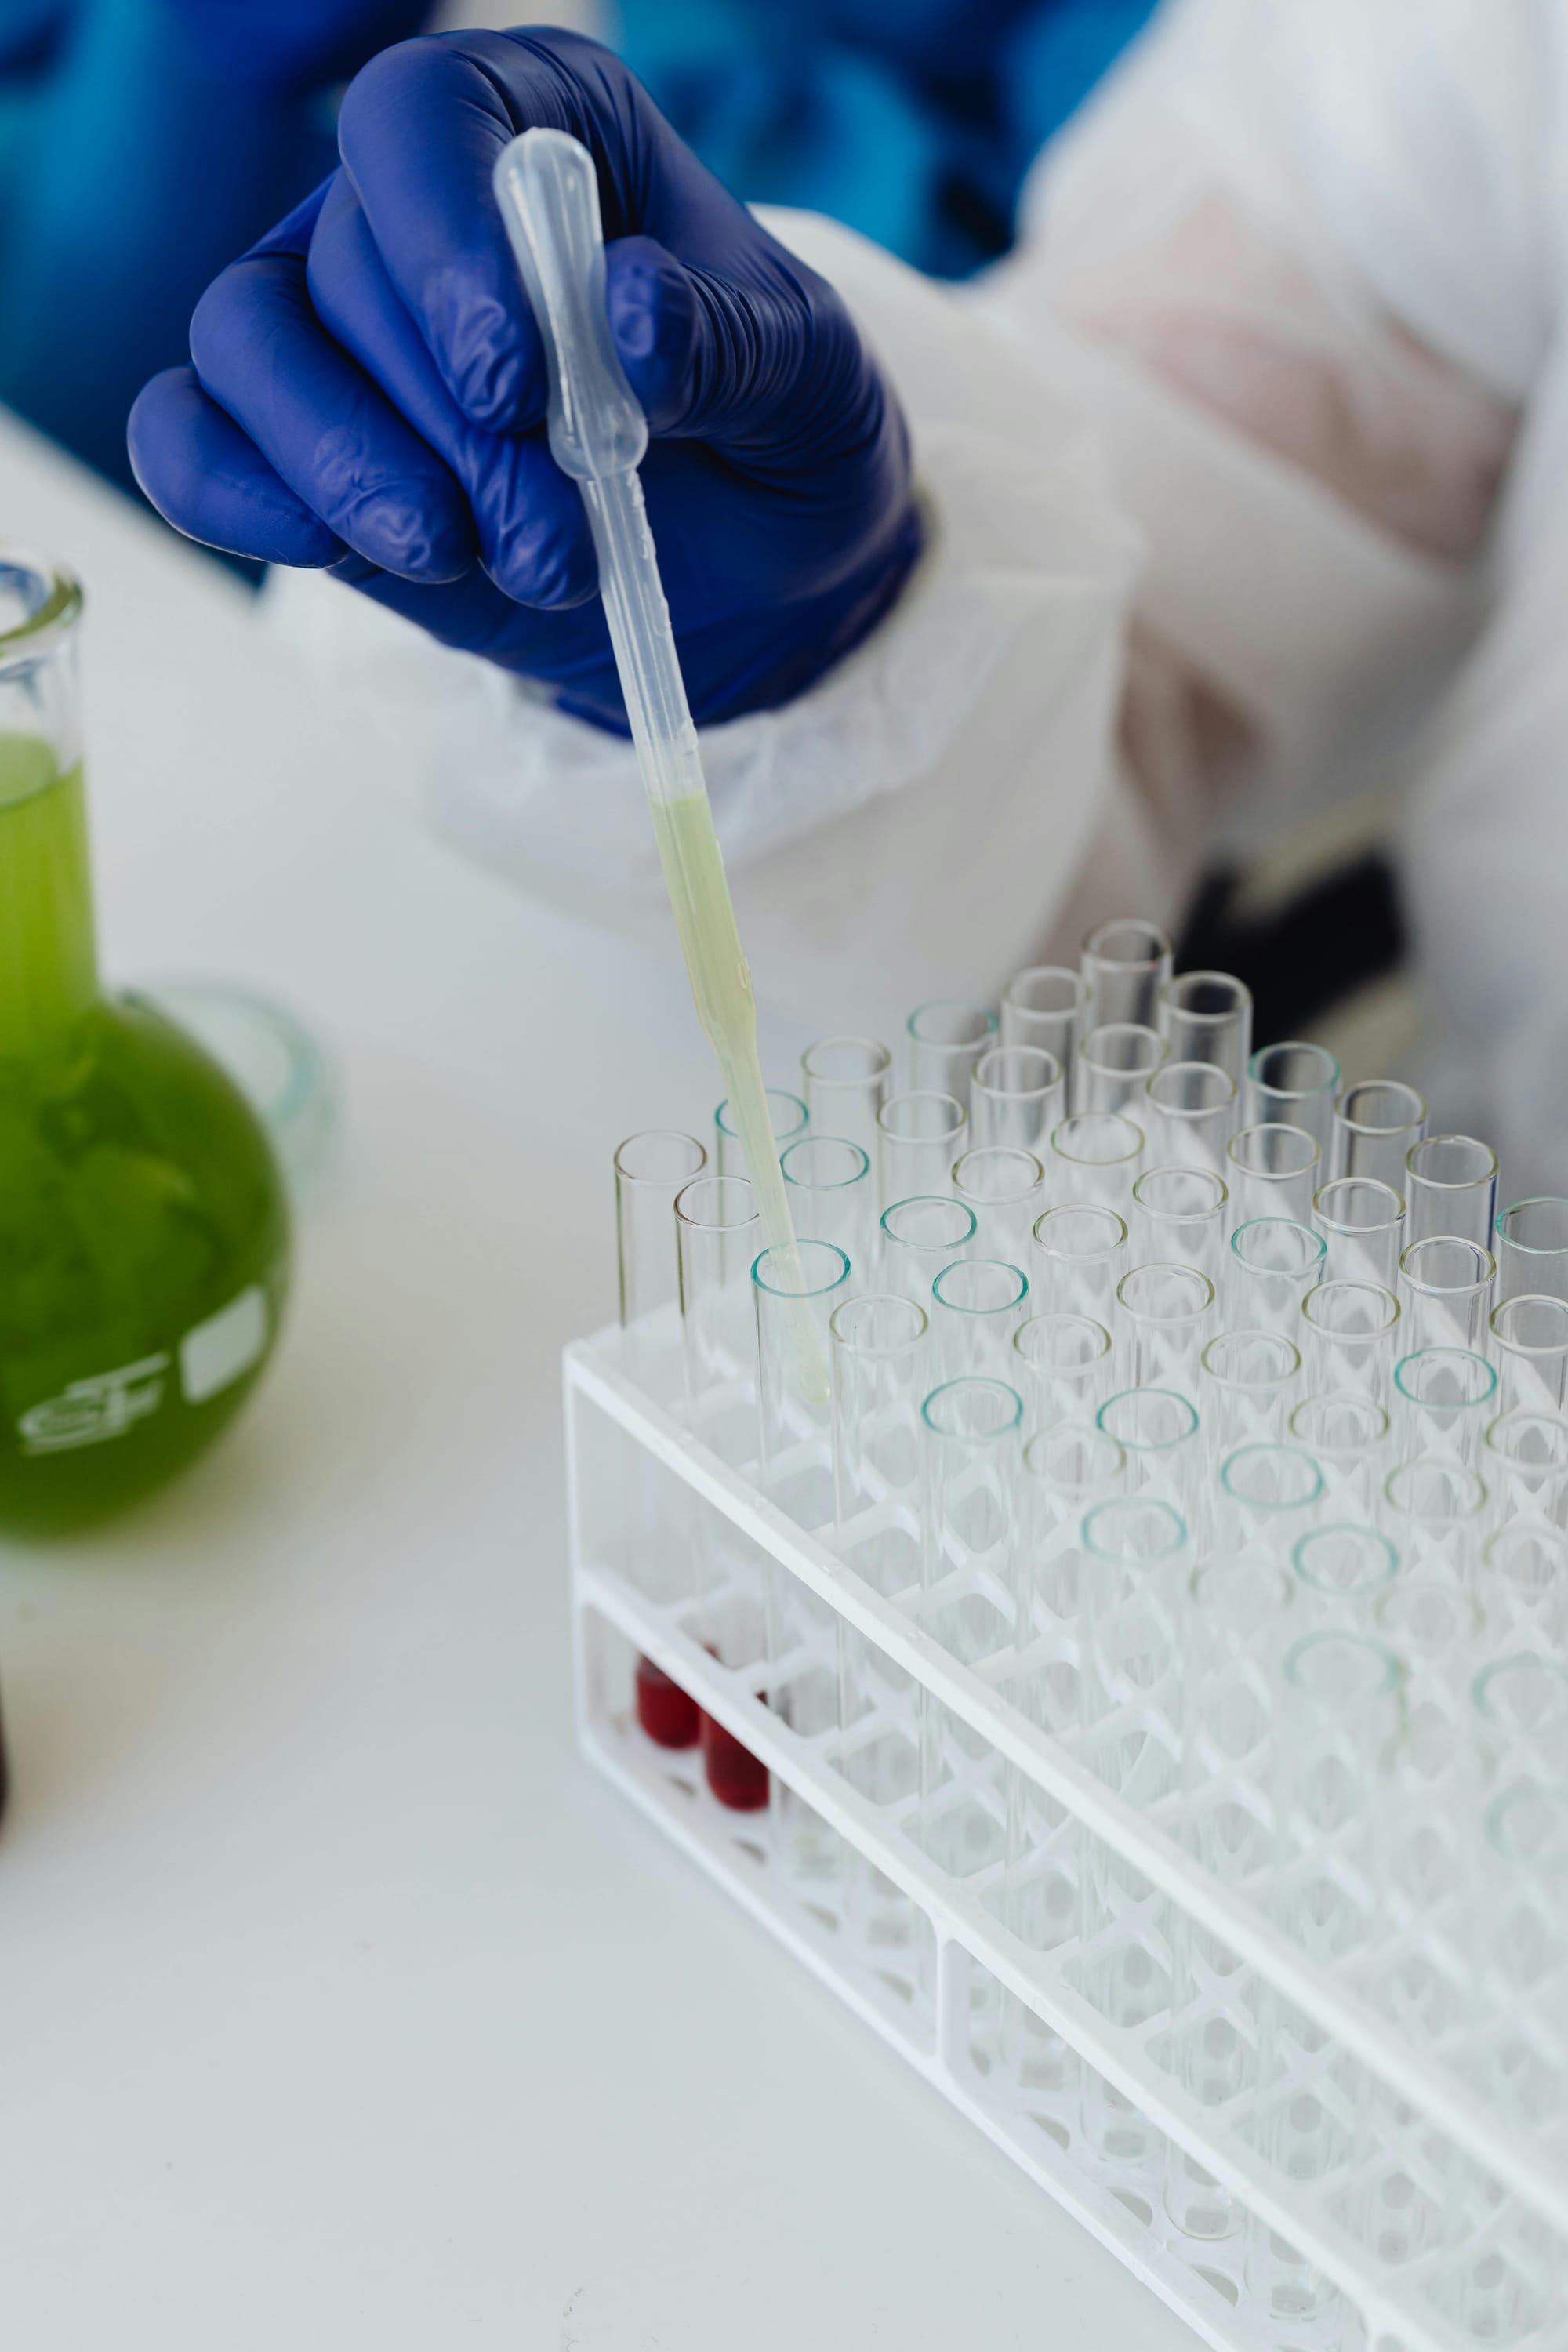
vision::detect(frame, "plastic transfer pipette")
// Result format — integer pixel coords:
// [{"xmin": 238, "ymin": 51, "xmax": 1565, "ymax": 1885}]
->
[{"xmin": 494, "ymin": 128, "xmax": 827, "ymax": 1400}]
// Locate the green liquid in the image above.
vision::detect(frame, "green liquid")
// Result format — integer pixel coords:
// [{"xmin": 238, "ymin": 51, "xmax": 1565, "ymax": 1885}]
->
[{"xmin": 0, "ymin": 743, "xmax": 290, "ymax": 1537}]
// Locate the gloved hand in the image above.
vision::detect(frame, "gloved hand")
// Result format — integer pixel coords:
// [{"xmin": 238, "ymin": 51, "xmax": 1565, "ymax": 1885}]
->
[{"xmin": 129, "ymin": 27, "xmax": 923, "ymax": 731}]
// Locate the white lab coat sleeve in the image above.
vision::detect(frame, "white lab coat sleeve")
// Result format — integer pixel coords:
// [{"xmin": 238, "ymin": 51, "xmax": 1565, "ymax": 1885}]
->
[{"xmin": 263, "ymin": 210, "xmax": 1142, "ymax": 1036}]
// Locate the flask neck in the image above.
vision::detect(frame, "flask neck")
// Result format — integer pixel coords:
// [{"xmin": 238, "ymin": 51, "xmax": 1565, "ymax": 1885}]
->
[{"xmin": 0, "ymin": 747, "xmax": 100, "ymax": 1061}]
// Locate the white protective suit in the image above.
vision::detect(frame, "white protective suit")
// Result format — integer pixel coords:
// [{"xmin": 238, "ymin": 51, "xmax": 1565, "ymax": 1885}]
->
[{"xmin": 271, "ymin": 0, "xmax": 1568, "ymax": 1188}]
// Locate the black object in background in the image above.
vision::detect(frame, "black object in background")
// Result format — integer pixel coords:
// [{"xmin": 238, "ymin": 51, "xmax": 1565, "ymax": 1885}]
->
[{"xmin": 1177, "ymin": 854, "xmax": 1406, "ymax": 1047}]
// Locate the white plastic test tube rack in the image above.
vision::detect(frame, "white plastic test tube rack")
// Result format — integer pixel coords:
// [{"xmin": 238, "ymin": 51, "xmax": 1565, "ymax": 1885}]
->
[{"xmin": 568, "ymin": 923, "xmax": 1568, "ymax": 2352}]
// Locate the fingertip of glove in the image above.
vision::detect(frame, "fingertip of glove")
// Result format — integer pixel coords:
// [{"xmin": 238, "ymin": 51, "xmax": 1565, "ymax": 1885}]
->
[
  {"xmin": 128, "ymin": 366, "xmax": 345, "ymax": 570},
  {"xmin": 605, "ymin": 238, "xmax": 699, "ymax": 434}
]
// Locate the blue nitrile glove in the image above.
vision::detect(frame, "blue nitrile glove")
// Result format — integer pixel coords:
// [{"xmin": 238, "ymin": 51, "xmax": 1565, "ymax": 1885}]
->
[{"xmin": 128, "ymin": 27, "xmax": 923, "ymax": 733}]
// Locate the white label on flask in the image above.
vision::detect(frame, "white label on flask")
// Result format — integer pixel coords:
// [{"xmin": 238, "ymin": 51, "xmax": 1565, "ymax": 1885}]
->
[
  {"xmin": 18, "ymin": 1355, "xmax": 170, "ymax": 1454},
  {"xmin": 179, "ymin": 1287, "xmax": 269, "ymax": 1405}
]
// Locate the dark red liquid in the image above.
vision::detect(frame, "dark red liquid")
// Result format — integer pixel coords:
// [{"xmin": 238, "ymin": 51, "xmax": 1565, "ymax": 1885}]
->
[
  {"xmin": 635, "ymin": 1655, "xmax": 700, "ymax": 1750},
  {"xmin": 700, "ymin": 1710, "xmax": 769, "ymax": 1810}
]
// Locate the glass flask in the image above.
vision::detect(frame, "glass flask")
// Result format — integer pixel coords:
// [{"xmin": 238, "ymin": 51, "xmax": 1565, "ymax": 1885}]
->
[{"xmin": 0, "ymin": 553, "xmax": 290, "ymax": 1535}]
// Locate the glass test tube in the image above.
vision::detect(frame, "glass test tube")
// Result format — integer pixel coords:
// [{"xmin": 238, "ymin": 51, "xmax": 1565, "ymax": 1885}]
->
[
  {"xmin": 1030, "ymin": 1211, "xmax": 1127, "ymax": 1341},
  {"xmin": 877, "ymin": 1090, "xmax": 967, "ymax": 1213},
  {"xmin": 1215, "ymin": 1443, "xmax": 1325, "ymax": 1559},
  {"xmin": 1292, "ymin": 1523, "xmax": 1400, "ymax": 1628},
  {"xmin": 931, "ymin": 1256, "xmax": 1029, "ymax": 1378},
  {"xmin": 1227, "ymin": 1122, "xmax": 1321, "ymax": 1225},
  {"xmin": 1131, "ymin": 1164, "xmax": 1229, "ymax": 1279},
  {"xmin": 1312, "ymin": 1175, "xmax": 1406, "ymax": 1288},
  {"xmin": 1299, "ymin": 1279, "xmax": 1402, "ymax": 1395},
  {"xmin": 879, "ymin": 1193, "xmax": 976, "ymax": 1305},
  {"xmin": 1276, "ymin": 1632, "xmax": 1403, "ymax": 1960},
  {"xmin": 1392, "ymin": 1347, "xmax": 1499, "ymax": 1467},
  {"xmin": 1382, "ymin": 1455, "xmax": 1489, "ymax": 1584},
  {"xmin": 1142, "ymin": 1061, "xmax": 1238, "ymax": 1174},
  {"xmin": 1483, "ymin": 1410, "xmax": 1568, "ymax": 1528},
  {"xmin": 1114, "ymin": 1262, "xmax": 1216, "ymax": 1391},
  {"xmin": 1398, "ymin": 1235, "xmax": 1495, "ymax": 1352},
  {"xmin": 1049, "ymin": 1111, "xmax": 1144, "ymax": 1208},
  {"xmin": 1079, "ymin": 1494, "xmax": 1191, "ymax": 1806},
  {"xmin": 1481, "ymin": 1783, "xmax": 1568, "ymax": 2112},
  {"xmin": 906, "ymin": 999, "xmax": 996, "ymax": 1102},
  {"xmin": 715, "ymin": 1084, "xmax": 808, "ymax": 1178},
  {"xmin": 780, "ymin": 1134, "xmax": 873, "ymax": 1264},
  {"xmin": 1158, "ymin": 968, "xmax": 1253, "ymax": 1085},
  {"xmin": 1074, "ymin": 1022, "xmax": 1166, "ymax": 1116},
  {"xmin": 1247, "ymin": 1040, "xmax": 1340, "ymax": 1155},
  {"xmin": 1097, "ymin": 1386, "xmax": 1202, "ymax": 1515},
  {"xmin": 1330, "ymin": 1079, "xmax": 1427, "ymax": 1188},
  {"xmin": 1483, "ymin": 1521, "xmax": 1568, "ymax": 1653},
  {"xmin": 1011, "ymin": 1312, "xmax": 1113, "ymax": 1435},
  {"xmin": 969, "ymin": 1045, "xmax": 1065, "ymax": 1150},
  {"xmin": 1000, "ymin": 964, "xmax": 1083, "ymax": 1067},
  {"xmin": 1225, "ymin": 1218, "xmax": 1327, "ymax": 1334},
  {"xmin": 1405, "ymin": 1134, "xmax": 1499, "ymax": 1248},
  {"xmin": 800, "ymin": 1035, "xmax": 892, "ymax": 1159},
  {"xmin": 1080, "ymin": 917, "xmax": 1173, "ymax": 1030},
  {"xmin": 677, "ymin": 1174, "xmax": 763, "ymax": 1408},
  {"xmin": 951, "ymin": 1145, "xmax": 1045, "ymax": 1260},
  {"xmin": 1290, "ymin": 1390, "xmax": 1390, "ymax": 1518},
  {"xmin": 1200, "ymin": 1328, "xmax": 1302, "ymax": 1454},
  {"xmin": 831, "ymin": 1293, "xmax": 928, "ymax": 1603},
  {"xmin": 1472, "ymin": 1653, "xmax": 1568, "ymax": 1804},
  {"xmin": 1021, "ymin": 1421, "xmax": 1125, "ymax": 1627},
  {"xmin": 1494, "ymin": 1197, "xmax": 1568, "ymax": 1304},
  {"xmin": 1491, "ymin": 1293, "xmax": 1568, "ymax": 1416},
  {"xmin": 753, "ymin": 1239, "xmax": 851, "ymax": 1522}
]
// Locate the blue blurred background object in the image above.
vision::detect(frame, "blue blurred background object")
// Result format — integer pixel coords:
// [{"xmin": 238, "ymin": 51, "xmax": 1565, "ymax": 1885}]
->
[{"xmin": 0, "ymin": 0, "xmax": 1156, "ymax": 499}]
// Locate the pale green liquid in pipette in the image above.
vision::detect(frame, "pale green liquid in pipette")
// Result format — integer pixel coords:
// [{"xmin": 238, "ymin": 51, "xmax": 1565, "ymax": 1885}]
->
[{"xmin": 648, "ymin": 793, "xmax": 829, "ymax": 1404}]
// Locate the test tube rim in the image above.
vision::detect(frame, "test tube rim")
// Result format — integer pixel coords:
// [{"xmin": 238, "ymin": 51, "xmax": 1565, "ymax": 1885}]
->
[
  {"xmin": 829, "ymin": 1290, "xmax": 929, "ymax": 1358},
  {"xmin": 1397, "ymin": 1235, "xmax": 1497, "ymax": 1294},
  {"xmin": 614, "ymin": 1127, "xmax": 708, "ymax": 1187},
  {"xmin": 920, "ymin": 1374, "xmax": 1024, "ymax": 1442},
  {"xmin": 1483, "ymin": 1516, "xmax": 1568, "ymax": 1578},
  {"xmin": 1227, "ymin": 1121, "xmax": 1321, "ymax": 1182},
  {"xmin": 1247, "ymin": 1039, "xmax": 1342, "ymax": 1102},
  {"xmin": 1115, "ymin": 1261, "xmax": 1217, "ymax": 1325},
  {"xmin": 1082, "ymin": 917, "xmax": 1174, "ymax": 972},
  {"xmin": 1158, "ymin": 969, "xmax": 1254, "ymax": 1027},
  {"xmin": 1080, "ymin": 1491, "xmax": 1189, "ymax": 1564},
  {"xmin": 1491, "ymin": 1290, "xmax": 1568, "ymax": 1356},
  {"xmin": 1033, "ymin": 1202, "xmax": 1130, "ymax": 1258},
  {"xmin": 950, "ymin": 1144, "xmax": 1047, "ymax": 1203},
  {"xmin": 1471, "ymin": 1649, "xmax": 1568, "ymax": 1735},
  {"xmin": 779, "ymin": 1134, "xmax": 872, "ymax": 1192},
  {"xmin": 1392, "ymin": 1346, "xmax": 1498, "ymax": 1414},
  {"xmin": 1201, "ymin": 1327, "xmax": 1303, "ymax": 1389},
  {"xmin": 1404, "ymin": 1132, "xmax": 1499, "ymax": 1193},
  {"xmin": 931, "ymin": 1256, "xmax": 1030, "ymax": 1317},
  {"xmin": 1011, "ymin": 1310, "xmax": 1113, "ymax": 1377},
  {"xmin": 713, "ymin": 1086, "xmax": 808, "ymax": 1145},
  {"xmin": 1145, "ymin": 1059, "xmax": 1238, "ymax": 1118},
  {"xmin": 1289, "ymin": 1388, "xmax": 1391, "ymax": 1457},
  {"xmin": 1282, "ymin": 1627, "xmax": 1403, "ymax": 1704},
  {"xmin": 1096, "ymin": 1385, "xmax": 1200, "ymax": 1454},
  {"xmin": 1132, "ymin": 1163, "xmax": 1229, "ymax": 1221},
  {"xmin": 673, "ymin": 1171, "xmax": 759, "ymax": 1232},
  {"xmin": 1291, "ymin": 1520, "xmax": 1401, "ymax": 1600},
  {"xmin": 1494, "ymin": 1195, "xmax": 1568, "ymax": 1258},
  {"xmin": 1300, "ymin": 1278, "xmax": 1403, "ymax": 1341},
  {"xmin": 1382, "ymin": 1454, "xmax": 1489, "ymax": 1525},
  {"xmin": 800, "ymin": 1033, "xmax": 893, "ymax": 1086},
  {"xmin": 906, "ymin": 998, "xmax": 998, "ymax": 1051},
  {"xmin": 1218, "ymin": 1440, "xmax": 1327, "ymax": 1513},
  {"xmin": 1078, "ymin": 1021, "xmax": 1168, "ymax": 1079},
  {"xmin": 1023, "ymin": 1420, "xmax": 1126, "ymax": 1489},
  {"xmin": 880, "ymin": 1193, "xmax": 978, "ymax": 1254},
  {"xmin": 1483, "ymin": 1406, "xmax": 1568, "ymax": 1479},
  {"xmin": 1229, "ymin": 1217, "xmax": 1328, "ymax": 1280},
  {"xmin": 877, "ymin": 1089, "xmax": 968, "ymax": 1145},
  {"xmin": 972, "ymin": 1044, "xmax": 1063, "ymax": 1100},
  {"xmin": 1004, "ymin": 964, "xmax": 1083, "ymax": 1017},
  {"xmin": 1333, "ymin": 1078, "xmax": 1428, "ymax": 1138},
  {"xmin": 750, "ymin": 1237, "xmax": 851, "ymax": 1301},
  {"xmin": 1051, "ymin": 1111, "xmax": 1145, "ymax": 1169},
  {"xmin": 1312, "ymin": 1174, "xmax": 1406, "ymax": 1232}
]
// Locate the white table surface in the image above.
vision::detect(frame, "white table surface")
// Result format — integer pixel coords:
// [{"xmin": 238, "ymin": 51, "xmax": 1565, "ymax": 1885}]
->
[{"xmin": 0, "ymin": 413, "xmax": 1200, "ymax": 2352}]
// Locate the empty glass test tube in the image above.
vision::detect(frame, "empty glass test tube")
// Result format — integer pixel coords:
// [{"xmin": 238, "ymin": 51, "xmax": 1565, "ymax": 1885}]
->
[
  {"xmin": 1398, "ymin": 1236, "xmax": 1495, "ymax": 1353},
  {"xmin": 931, "ymin": 1256, "xmax": 1029, "ymax": 1378},
  {"xmin": 1483, "ymin": 1410, "xmax": 1568, "ymax": 1528},
  {"xmin": 1292, "ymin": 1523, "xmax": 1400, "ymax": 1630},
  {"xmin": 1022, "ymin": 1421, "xmax": 1125, "ymax": 1625},
  {"xmin": 1227, "ymin": 1122, "xmax": 1320, "ymax": 1225},
  {"xmin": 677, "ymin": 1173, "xmax": 763, "ymax": 1410},
  {"xmin": 1483, "ymin": 1521, "xmax": 1568, "ymax": 1653},
  {"xmin": 830, "ymin": 1292, "xmax": 929, "ymax": 1594},
  {"xmin": 1299, "ymin": 1278, "xmax": 1402, "ymax": 1394},
  {"xmin": 1081, "ymin": 918, "xmax": 1173, "ymax": 1029},
  {"xmin": 1200, "ymin": 1328, "xmax": 1302, "ymax": 1454},
  {"xmin": 1382, "ymin": 1455, "xmax": 1489, "ymax": 1583},
  {"xmin": 1097, "ymin": 1386, "xmax": 1202, "ymax": 1514},
  {"xmin": 780, "ymin": 1134, "xmax": 873, "ymax": 1264},
  {"xmin": 715, "ymin": 1085, "xmax": 808, "ymax": 1178},
  {"xmin": 1158, "ymin": 968, "xmax": 1253, "ymax": 1085},
  {"xmin": 800, "ymin": 1035, "xmax": 892, "ymax": 1159},
  {"xmin": 969, "ymin": 1044, "xmax": 1065, "ymax": 1150},
  {"xmin": 1079, "ymin": 1494, "xmax": 1191, "ymax": 1804},
  {"xmin": 1492, "ymin": 1293, "xmax": 1568, "ymax": 1415},
  {"xmin": 1142, "ymin": 1060, "xmax": 1238, "ymax": 1174},
  {"xmin": 1215, "ymin": 1443, "xmax": 1325, "ymax": 1559},
  {"xmin": 1247, "ymin": 1040, "xmax": 1340, "ymax": 1155},
  {"xmin": 1114, "ymin": 1261, "xmax": 1215, "ymax": 1390},
  {"xmin": 1131, "ymin": 1163, "xmax": 1229, "ymax": 1279},
  {"xmin": 615, "ymin": 1129, "xmax": 707, "ymax": 1370},
  {"xmin": 1405, "ymin": 1134, "xmax": 1498, "ymax": 1248},
  {"xmin": 1392, "ymin": 1347, "xmax": 1499, "ymax": 1467},
  {"xmin": 1225, "ymin": 1218, "xmax": 1327, "ymax": 1333},
  {"xmin": 919, "ymin": 1375, "xmax": 1024, "ymax": 1664},
  {"xmin": 1276, "ymin": 1632, "xmax": 1403, "ymax": 1960},
  {"xmin": 951, "ymin": 1145, "xmax": 1045, "ymax": 1259},
  {"xmin": 1312, "ymin": 1175, "xmax": 1405, "ymax": 1288},
  {"xmin": 1290, "ymin": 1389, "xmax": 1390, "ymax": 1518},
  {"xmin": 1074, "ymin": 1022, "xmax": 1166, "ymax": 1115},
  {"xmin": 753, "ymin": 1239, "xmax": 851, "ymax": 1519},
  {"xmin": 877, "ymin": 1090, "xmax": 967, "ymax": 1211},
  {"xmin": 1000, "ymin": 964, "xmax": 1083, "ymax": 1068},
  {"xmin": 1049, "ymin": 1111, "xmax": 1144, "ymax": 1208},
  {"xmin": 906, "ymin": 999, "xmax": 996, "ymax": 1102},
  {"xmin": 1031, "ymin": 1203, "xmax": 1127, "ymax": 1320},
  {"xmin": 1495, "ymin": 1197, "xmax": 1568, "ymax": 1304},
  {"xmin": 1011, "ymin": 1312, "xmax": 1112, "ymax": 1435},
  {"xmin": 879, "ymin": 1193, "xmax": 976, "ymax": 1305},
  {"xmin": 1472, "ymin": 1653, "xmax": 1568, "ymax": 1802},
  {"xmin": 1331, "ymin": 1079, "xmax": 1426, "ymax": 1188}
]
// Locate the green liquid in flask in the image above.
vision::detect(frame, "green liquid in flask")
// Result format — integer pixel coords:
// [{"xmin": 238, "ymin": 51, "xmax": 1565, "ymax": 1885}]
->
[{"xmin": 0, "ymin": 740, "xmax": 290, "ymax": 1536}]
